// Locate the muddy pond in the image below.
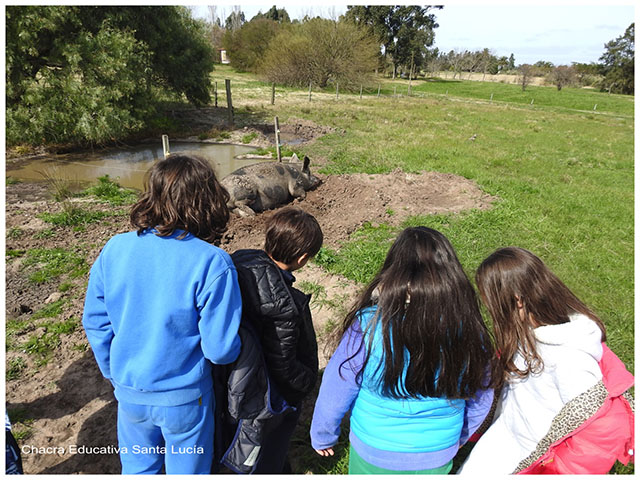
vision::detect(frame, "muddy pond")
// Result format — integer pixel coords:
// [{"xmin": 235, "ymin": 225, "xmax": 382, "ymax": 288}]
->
[{"xmin": 6, "ymin": 141, "xmax": 262, "ymax": 190}]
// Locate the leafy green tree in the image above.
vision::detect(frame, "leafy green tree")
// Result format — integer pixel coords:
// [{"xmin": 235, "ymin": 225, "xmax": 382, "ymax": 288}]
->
[
  {"xmin": 6, "ymin": 6, "xmax": 215, "ymax": 146},
  {"xmin": 496, "ymin": 56, "xmax": 510, "ymax": 73},
  {"xmin": 252, "ymin": 6, "xmax": 291, "ymax": 23},
  {"xmin": 344, "ymin": 6, "xmax": 442, "ymax": 77},
  {"xmin": 599, "ymin": 23, "xmax": 634, "ymax": 94},
  {"xmin": 534, "ymin": 60, "xmax": 555, "ymax": 74},
  {"xmin": 572, "ymin": 61, "xmax": 602, "ymax": 87},
  {"xmin": 259, "ymin": 18, "xmax": 378, "ymax": 89},
  {"xmin": 223, "ymin": 18, "xmax": 281, "ymax": 72},
  {"xmin": 6, "ymin": 7, "xmax": 152, "ymax": 145},
  {"xmin": 225, "ymin": 8, "xmax": 246, "ymax": 31}
]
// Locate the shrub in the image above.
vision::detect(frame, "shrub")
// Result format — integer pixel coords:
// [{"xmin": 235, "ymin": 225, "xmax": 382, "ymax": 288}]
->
[{"xmin": 259, "ymin": 18, "xmax": 379, "ymax": 89}]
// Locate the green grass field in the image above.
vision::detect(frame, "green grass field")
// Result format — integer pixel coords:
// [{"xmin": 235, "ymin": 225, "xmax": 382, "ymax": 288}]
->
[{"xmin": 213, "ymin": 66, "xmax": 634, "ymax": 474}]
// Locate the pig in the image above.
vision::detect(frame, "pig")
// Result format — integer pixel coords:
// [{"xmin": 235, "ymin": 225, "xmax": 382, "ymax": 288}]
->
[{"xmin": 221, "ymin": 155, "xmax": 321, "ymax": 216}]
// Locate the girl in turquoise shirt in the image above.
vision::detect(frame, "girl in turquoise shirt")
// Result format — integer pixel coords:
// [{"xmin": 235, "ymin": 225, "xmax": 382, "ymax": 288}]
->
[{"xmin": 311, "ymin": 227, "xmax": 498, "ymax": 474}]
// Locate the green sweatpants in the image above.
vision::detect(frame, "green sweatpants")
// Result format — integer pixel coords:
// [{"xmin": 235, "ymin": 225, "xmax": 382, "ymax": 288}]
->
[{"xmin": 348, "ymin": 445, "xmax": 453, "ymax": 474}]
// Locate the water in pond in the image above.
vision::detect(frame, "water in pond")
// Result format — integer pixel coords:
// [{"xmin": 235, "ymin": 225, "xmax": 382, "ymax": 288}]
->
[{"xmin": 6, "ymin": 142, "xmax": 263, "ymax": 190}]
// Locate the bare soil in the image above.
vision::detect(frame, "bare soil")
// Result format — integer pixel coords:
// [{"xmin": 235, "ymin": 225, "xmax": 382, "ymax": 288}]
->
[{"xmin": 5, "ymin": 122, "xmax": 495, "ymax": 474}]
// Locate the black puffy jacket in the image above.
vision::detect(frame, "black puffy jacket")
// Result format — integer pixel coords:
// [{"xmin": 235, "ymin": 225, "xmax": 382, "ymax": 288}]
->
[
  {"xmin": 213, "ymin": 322, "xmax": 295, "ymax": 473},
  {"xmin": 230, "ymin": 249, "xmax": 319, "ymax": 404}
]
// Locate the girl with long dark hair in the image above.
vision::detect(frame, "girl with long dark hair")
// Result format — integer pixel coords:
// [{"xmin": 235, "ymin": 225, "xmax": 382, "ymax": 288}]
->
[{"xmin": 310, "ymin": 226, "xmax": 497, "ymax": 474}]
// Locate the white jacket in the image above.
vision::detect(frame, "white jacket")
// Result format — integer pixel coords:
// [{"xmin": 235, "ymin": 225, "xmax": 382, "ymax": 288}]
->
[{"xmin": 459, "ymin": 314, "xmax": 603, "ymax": 474}]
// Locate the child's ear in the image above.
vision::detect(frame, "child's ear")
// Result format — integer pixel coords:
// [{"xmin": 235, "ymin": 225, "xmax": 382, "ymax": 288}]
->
[
  {"xmin": 515, "ymin": 295, "xmax": 524, "ymax": 309},
  {"xmin": 297, "ymin": 253, "xmax": 310, "ymax": 267}
]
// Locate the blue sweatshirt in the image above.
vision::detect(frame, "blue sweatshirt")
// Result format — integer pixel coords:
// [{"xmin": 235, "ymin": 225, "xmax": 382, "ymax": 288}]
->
[
  {"xmin": 310, "ymin": 307, "xmax": 493, "ymax": 470},
  {"xmin": 82, "ymin": 229, "xmax": 242, "ymax": 406}
]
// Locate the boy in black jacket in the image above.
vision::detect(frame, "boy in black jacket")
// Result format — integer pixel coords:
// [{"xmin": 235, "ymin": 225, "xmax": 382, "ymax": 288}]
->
[{"xmin": 230, "ymin": 207, "xmax": 323, "ymax": 473}]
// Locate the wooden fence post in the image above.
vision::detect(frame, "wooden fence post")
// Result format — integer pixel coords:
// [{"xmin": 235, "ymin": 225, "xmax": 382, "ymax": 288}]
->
[
  {"xmin": 271, "ymin": 83, "xmax": 275, "ymax": 105},
  {"xmin": 162, "ymin": 135, "xmax": 170, "ymax": 158},
  {"xmin": 408, "ymin": 51, "xmax": 414, "ymax": 97},
  {"xmin": 225, "ymin": 79, "xmax": 233, "ymax": 127},
  {"xmin": 308, "ymin": 82, "xmax": 312, "ymax": 102},
  {"xmin": 214, "ymin": 81, "xmax": 218, "ymax": 108},
  {"xmin": 360, "ymin": 85, "xmax": 363, "ymax": 99},
  {"xmin": 377, "ymin": 84, "xmax": 381, "ymax": 97},
  {"xmin": 274, "ymin": 116, "xmax": 282, "ymax": 162},
  {"xmin": 336, "ymin": 82, "xmax": 339, "ymax": 100}
]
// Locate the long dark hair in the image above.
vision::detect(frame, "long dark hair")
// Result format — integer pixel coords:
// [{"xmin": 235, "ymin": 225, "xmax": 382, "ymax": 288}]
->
[
  {"xmin": 333, "ymin": 226, "xmax": 497, "ymax": 400},
  {"xmin": 475, "ymin": 247, "xmax": 606, "ymax": 383},
  {"xmin": 130, "ymin": 154, "xmax": 230, "ymax": 243}
]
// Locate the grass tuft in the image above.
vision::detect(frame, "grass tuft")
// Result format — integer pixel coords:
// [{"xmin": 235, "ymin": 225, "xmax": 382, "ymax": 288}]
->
[
  {"xmin": 23, "ymin": 247, "xmax": 88, "ymax": 284},
  {"xmin": 81, "ymin": 175, "xmax": 138, "ymax": 205}
]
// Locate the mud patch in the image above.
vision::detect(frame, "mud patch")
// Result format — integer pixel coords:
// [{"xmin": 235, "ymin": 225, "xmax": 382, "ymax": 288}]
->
[{"xmin": 166, "ymin": 109, "xmax": 335, "ymax": 148}]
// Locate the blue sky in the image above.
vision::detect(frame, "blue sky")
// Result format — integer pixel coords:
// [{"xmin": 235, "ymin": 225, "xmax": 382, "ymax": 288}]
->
[{"xmin": 190, "ymin": 3, "xmax": 635, "ymax": 65}]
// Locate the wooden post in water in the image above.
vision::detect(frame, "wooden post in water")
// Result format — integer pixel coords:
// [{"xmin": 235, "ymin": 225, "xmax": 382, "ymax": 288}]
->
[
  {"xmin": 162, "ymin": 135, "xmax": 170, "ymax": 158},
  {"xmin": 271, "ymin": 83, "xmax": 276, "ymax": 105},
  {"xmin": 274, "ymin": 116, "xmax": 282, "ymax": 162},
  {"xmin": 225, "ymin": 79, "xmax": 233, "ymax": 127}
]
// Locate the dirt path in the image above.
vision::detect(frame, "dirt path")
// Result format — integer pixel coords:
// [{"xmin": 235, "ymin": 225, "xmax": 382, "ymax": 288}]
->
[{"xmin": 5, "ymin": 152, "xmax": 495, "ymax": 473}]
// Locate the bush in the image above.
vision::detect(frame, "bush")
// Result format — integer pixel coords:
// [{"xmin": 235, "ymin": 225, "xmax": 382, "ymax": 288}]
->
[
  {"xmin": 223, "ymin": 18, "xmax": 281, "ymax": 72},
  {"xmin": 259, "ymin": 18, "xmax": 379, "ymax": 89}
]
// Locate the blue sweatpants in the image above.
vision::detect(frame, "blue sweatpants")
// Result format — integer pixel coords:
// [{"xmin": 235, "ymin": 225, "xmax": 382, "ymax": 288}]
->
[{"xmin": 116, "ymin": 390, "xmax": 214, "ymax": 474}]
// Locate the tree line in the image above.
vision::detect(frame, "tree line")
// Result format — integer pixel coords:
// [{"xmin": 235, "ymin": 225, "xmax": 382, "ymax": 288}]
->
[{"xmin": 217, "ymin": 6, "xmax": 442, "ymax": 89}]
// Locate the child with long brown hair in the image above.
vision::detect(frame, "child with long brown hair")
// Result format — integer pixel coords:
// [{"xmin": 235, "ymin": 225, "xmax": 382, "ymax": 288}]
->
[
  {"xmin": 310, "ymin": 226, "xmax": 497, "ymax": 474},
  {"xmin": 459, "ymin": 247, "xmax": 634, "ymax": 474},
  {"xmin": 83, "ymin": 154, "xmax": 243, "ymax": 474}
]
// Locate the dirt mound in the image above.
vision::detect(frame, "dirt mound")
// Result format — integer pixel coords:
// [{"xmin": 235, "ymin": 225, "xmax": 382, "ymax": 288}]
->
[{"xmin": 221, "ymin": 169, "xmax": 496, "ymax": 251}]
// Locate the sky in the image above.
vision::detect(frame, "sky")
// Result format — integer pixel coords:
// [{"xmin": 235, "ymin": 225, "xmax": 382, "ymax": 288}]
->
[{"xmin": 189, "ymin": 2, "xmax": 636, "ymax": 66}]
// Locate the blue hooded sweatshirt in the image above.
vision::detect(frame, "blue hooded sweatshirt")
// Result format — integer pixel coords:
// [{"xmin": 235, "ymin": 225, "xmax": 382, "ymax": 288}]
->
[{"xmin": 82, "ymin": 229, "xmax": 242, "ymax": 406}]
